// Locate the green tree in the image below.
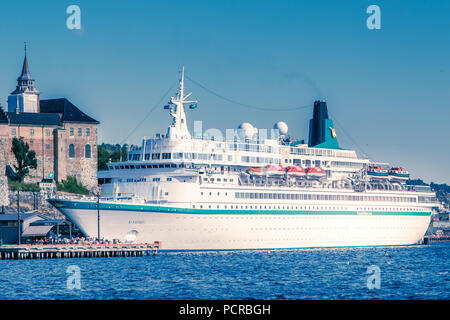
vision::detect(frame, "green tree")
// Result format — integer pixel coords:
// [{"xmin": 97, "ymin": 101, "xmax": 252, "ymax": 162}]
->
[
  {"xmin": 97, "ymin": 144, "xmax": 110, "ymax": 170},
  {"xmin": 11, "ymin": 137, "xmax": 37, "ymax": 182},
  {"xmin": 98, "ymin": 143, "xmax": 128, "ymax": 170}
]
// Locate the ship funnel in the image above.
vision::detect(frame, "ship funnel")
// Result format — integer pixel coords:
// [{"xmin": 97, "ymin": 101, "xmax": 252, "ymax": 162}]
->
[{"xmin": 308, "ymin": 100, "xmax": 339, "ymax": 149}]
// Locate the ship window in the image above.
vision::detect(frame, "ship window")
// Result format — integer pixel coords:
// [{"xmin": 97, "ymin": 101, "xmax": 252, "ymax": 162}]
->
[{"xmin": 166, "ymin": 178, "xmax": 172, "ymax": 181}]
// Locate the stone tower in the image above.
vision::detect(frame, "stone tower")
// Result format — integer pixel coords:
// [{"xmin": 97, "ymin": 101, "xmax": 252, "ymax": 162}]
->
[{"xmin": 7, "ymin": 50, "xmax": 40, "ymax": 113}]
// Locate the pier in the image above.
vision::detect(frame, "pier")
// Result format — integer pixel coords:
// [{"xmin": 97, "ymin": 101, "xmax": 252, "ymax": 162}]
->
[
  {"xmin": 423, "ymin": 235, "xmax": 450, "ymax": 244},
  {"xmin": 0, "ymin": 241, "xmax": 161, "ymax": 260}
]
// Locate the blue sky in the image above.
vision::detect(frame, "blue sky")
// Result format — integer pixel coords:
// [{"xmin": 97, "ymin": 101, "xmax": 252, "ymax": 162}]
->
[{"xmin": 0, "ymin": 0, "xmax": 449, "ymax": 183}]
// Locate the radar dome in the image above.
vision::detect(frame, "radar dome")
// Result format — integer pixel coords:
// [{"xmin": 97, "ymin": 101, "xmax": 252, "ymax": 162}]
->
[
  {"xmin": 273, "ymin": 121, "xmax": 288, "ymax": 135},
  {"xmin": 237, "ymin": 122, "xmax": 256, "ymax": 140}
]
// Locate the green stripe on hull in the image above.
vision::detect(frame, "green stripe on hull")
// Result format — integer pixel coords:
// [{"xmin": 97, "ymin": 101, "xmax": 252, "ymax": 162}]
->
[{"xmin": 48, "ymin": 199, "xmax": 431, "ymax": 217}]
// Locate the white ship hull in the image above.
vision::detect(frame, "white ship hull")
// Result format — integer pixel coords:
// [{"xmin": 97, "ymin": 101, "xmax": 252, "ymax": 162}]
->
[{"xmin": 49, "ymin": 199, "xmax": 431, "ymax": 250}]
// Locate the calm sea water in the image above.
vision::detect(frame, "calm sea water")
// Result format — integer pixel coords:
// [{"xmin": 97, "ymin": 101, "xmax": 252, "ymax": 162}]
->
[{"xmin": 0, "ymin": 243, "xmax": 448, "ymax": 300}]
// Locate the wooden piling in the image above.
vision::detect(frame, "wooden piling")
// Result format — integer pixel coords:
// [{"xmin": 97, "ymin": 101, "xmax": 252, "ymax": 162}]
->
[{"xmin": 0, "ymin": 242, "xmax": 160, "ymax": 260}]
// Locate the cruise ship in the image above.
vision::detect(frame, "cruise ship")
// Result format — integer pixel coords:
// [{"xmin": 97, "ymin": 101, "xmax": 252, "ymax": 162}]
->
[{"xmin": 48, "ymin": 68, "xmax": 437, "ymax": 250}]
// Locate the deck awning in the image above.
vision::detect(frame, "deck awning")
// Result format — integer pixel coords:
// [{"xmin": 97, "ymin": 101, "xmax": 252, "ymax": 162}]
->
[{"xmin": 22, "ymin": 225, "xmax": 53, "ymax": 237}]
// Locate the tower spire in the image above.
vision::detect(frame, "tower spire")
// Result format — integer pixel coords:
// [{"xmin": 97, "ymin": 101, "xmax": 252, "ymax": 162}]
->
[
  {"xmin": 19, "ymin": 45, "xmax": 32, "ymax": 82},
  {"xmin": 7, "ymin": 45, "xmax": 40, "ymax": 113}
]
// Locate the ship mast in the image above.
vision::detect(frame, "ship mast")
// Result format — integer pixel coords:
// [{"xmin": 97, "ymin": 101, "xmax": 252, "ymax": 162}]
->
[{"xmin": 166, "ymin": 66, "xmax": 197, "ymax": 140}]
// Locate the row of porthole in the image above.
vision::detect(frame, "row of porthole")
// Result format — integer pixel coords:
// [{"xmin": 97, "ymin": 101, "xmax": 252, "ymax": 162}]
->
[
  {"xmin": 192, "ymin": 204, "xmax": 425, "ymax": 212},
  {"xmin": 176, "ymin": 215, "xmax": 418, "ymax": 220},
  {"xmin": 250, "ymin": 226, "xmax": 412, "ymax": 231},
  {"xmin": 179, "ymin": 238, "xmax": 398, "ymax": 242}
]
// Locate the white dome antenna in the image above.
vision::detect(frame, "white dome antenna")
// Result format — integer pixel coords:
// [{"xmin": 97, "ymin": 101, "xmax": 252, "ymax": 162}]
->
[
  {"xmin": 273, "ymin": 121, "xmax": 288, "ymax": 136},
  {"xmin": 237, "ymin": 122, "xmax": 256, "ymax": 140}
]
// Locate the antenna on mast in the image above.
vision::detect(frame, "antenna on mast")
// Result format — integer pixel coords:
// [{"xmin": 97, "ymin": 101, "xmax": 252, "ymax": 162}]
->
[
  {"xmin": 180, "ymin": 66, "xmax": 185, "ymax": 98},
  {"xmin": 165, "ymin": 66, "xmax": 198, "ymax": 139}
]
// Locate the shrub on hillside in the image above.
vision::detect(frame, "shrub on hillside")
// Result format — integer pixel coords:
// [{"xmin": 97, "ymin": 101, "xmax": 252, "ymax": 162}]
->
[{"xmin": 57, "ymin": 176, "xmax": 89, "ymax": 195}]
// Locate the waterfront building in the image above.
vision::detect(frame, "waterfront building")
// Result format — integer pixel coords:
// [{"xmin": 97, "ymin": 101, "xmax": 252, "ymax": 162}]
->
[{"xmin": 0, "ymin": 52, "xmax": 99, "ymax": 191}]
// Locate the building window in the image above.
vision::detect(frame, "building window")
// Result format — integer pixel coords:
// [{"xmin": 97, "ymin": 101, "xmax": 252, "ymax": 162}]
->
[
  {"xmin": 45, "ymin": 129, "xmax": 51, "ymax": 137},
  {"xmin": 70, "ymin": 128, "xmax": 74, "ymax": 136},
  {"xmin": 78, "ymin": 128, "xmax": 82, "ymax": 136},
  {"xmin": 11, "ymin": 128, "xmax": 16, "ymax": 135},
  {"xmin": 85, "ymin": 144, "xmax": 91, "ymax": 158},
  {"xmin": 86, "ymin": 128, "xmax": 90, "ymax": 136},
  {"xmin": 46, "ymin": 144, "xmax": 51, "ymax": 150},
  {"xmin": 30, "ymin": 129, "xmax": 34, "ymax": 136},
  {"xmin": 69, "ymin": 144, "xmax": 75, "ymax": 158}
]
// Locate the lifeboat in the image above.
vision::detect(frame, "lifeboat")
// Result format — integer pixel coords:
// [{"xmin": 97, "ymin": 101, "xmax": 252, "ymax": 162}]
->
[
  {"xmin": 367, "ymin": 166, "xmax": 388, "ymax": 178},
  {"xmin": 306, "ymin": 167, "xmax": 325, "ymax": 178},
  {"xmin": 388, "ymin": 167, "xmax": 410, "ymax": 180},
  {"xmin": 247, "ymin": 167, "xmax": 264, "ymax": 176},
  {"xmin": 266, "ymin": 164, "xmax": 285, "ymax": 176},
  {"xmin": 285, "ymin": 166, "xmax": 306, "ymax": 177}
]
